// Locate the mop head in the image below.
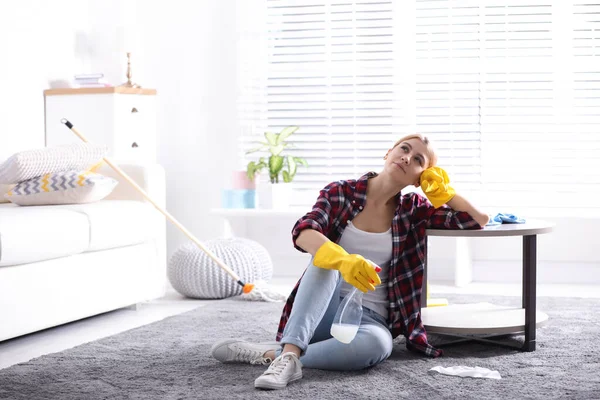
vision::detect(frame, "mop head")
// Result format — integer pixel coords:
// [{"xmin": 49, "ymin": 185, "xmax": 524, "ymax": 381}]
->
[{"xmin": 239, "ymin": 280, "xmax": 288, "ymax": 302}]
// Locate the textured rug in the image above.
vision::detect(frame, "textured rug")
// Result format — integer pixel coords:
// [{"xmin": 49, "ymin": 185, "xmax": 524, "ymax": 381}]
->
[{"xmin": 1, "ymin": 294, "xmax": 599, "ymax": 400}]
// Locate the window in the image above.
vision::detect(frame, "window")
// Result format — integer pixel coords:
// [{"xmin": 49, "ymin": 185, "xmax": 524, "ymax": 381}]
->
[
  {"xmin": 239, "ymin": 0, "xmax": 415, "ymax": 207},
  {"xmin": 239, "ymin": 0, "xmax": 600, "ymax": 214}
]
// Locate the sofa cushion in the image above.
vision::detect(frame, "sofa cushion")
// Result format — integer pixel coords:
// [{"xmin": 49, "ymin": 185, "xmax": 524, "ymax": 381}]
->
[
  {"xmin": 0, "ymin": 200, "xmax": 157, "ymax": 267},
  {"xmin": 0, "ymin": 203, "xmax": 89, "ymax": 267},
  {"xmin": 54, "ymin": 200, "xmax": 157, "ymax": 252}
]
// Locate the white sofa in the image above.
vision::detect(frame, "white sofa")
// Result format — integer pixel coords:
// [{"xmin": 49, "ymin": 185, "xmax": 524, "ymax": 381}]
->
[{"xmin": 0, "ymin": 163, "xmax": 167, "ymax": 342}]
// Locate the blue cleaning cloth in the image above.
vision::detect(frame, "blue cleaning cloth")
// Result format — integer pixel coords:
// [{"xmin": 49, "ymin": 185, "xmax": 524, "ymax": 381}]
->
[{"xmin": 486, "ymin": 213, "xmax": 526, "ymax": 226}]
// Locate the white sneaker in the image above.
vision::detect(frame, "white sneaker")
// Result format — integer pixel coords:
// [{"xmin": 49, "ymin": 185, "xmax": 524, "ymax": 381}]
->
[
  {"xmin": 210, "ymin": 339, "xmax": 280, "ymax": 365},
  {"xmin": 254, "ymin": 352, "xmax": 303, "ymax": 390}
]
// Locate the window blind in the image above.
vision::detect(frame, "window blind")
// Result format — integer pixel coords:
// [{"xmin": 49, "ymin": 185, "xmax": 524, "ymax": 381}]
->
[
  {"xmin": 239, "ymin": 0, "xmax": 600, "ymax": 213},
  {"xmin": 414, "ymin": 0, "xmax": 483, "ymax": 190},
  {"xmin": 410, "ymin": 0, "xmax": 600, "ymax": 213},
  {"xmin": 480, "ymin": 1, "xmax": 599, "ymax": 212},
  {"xmin": 240, "ymin": 0, "xmax": 415, "ymax": 206}
]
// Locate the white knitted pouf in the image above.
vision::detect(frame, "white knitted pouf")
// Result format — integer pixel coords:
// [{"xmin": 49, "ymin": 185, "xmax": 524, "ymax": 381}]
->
[{"xmin": 167, "ymin": 237, "xmax": 273, "ymax": 299}]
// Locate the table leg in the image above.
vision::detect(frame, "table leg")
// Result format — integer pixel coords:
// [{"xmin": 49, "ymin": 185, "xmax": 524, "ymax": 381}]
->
[{"xmin": 522, "ymin": 234, "xmax": 537, "ymax": 352}]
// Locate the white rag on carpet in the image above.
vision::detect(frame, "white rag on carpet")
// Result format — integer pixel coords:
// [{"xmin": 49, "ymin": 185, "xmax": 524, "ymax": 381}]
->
[{"xmin": 430, "ymin": 365, "xmax": 502, "ymax": 380}]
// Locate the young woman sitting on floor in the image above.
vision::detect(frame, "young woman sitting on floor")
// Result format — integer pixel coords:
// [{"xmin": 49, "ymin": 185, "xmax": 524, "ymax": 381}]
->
[{"xmin": 211, "ymin": 134, "xmax": 489, "ymax": 390}]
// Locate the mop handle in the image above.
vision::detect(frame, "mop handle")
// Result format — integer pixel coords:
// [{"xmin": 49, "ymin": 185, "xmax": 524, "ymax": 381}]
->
[{"xmin": 60, "ymin": 118, "xmax": 247, "ymax": 289}]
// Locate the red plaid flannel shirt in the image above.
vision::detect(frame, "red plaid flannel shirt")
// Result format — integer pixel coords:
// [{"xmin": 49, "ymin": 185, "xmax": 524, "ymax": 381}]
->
[{"xmin": 276, "ymin": 172, "xmax": 481, "ymax": 357}]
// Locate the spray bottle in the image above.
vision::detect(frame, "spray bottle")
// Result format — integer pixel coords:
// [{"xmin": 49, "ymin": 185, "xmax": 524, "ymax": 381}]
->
[{"xmin": 330, "ymin": 261, "xmax": 381, "ymax": 344}]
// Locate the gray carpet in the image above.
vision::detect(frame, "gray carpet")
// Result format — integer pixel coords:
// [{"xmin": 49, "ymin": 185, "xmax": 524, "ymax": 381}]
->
[{"xmin": 1, "ymin": 294, "xmax": 599, "ymax": 400}]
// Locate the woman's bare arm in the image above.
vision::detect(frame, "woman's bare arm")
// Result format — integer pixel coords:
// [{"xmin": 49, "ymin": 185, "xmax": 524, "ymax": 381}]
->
[
  {"xmin": 447, "ymin": 193, "xmax": 490, "ymax": 227},
  {"xmin": 295, "ymin": 229, "xmax": 330, "ymax": 256}
]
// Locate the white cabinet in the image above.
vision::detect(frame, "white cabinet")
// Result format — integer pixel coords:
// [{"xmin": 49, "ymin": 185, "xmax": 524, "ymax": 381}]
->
[{"xmin": 44, "ymin": 87, "xmax": 158, "ymax": 163}]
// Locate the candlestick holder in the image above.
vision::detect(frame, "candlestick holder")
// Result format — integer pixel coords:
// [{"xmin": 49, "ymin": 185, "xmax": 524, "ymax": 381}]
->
[{"xmin": 119, "ymin": 52, "xmax": 141, "ymax": 88}]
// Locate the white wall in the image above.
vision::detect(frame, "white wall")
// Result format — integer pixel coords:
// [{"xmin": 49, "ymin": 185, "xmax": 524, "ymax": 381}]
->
[
  {"xmin": 136, "ymin": 1, "xmax": 240, "ymax": 256},
  {"xmin": 0, "ymin": 0, "xmax": 241, "ymax": 258},
  {"xmin": 427, "ymin": 217, "xmax": 600, "ymax": 285},
  {"xmin": 1, "ymin": 1, "xmax": 598, "ymax": 286},
  {"xmin": 0, "ymin": 0, "xmax": 88, "ymax": 156},
  {"xmin": 468, "ymin": 217, "xmax": 600, "ymax": 285},
  {"xmin": 221, "ymin": 212, "xmax": 600, "ymax": 285},
  {"xmin": 0, "ymin": 0, "xmax": 147, "ymax": 154}
]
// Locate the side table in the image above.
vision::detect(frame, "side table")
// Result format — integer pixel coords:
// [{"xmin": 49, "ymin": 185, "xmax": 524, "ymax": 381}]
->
[{"xmin": 422, "ymin": 220, "xmax": 554, "ymax": 351}]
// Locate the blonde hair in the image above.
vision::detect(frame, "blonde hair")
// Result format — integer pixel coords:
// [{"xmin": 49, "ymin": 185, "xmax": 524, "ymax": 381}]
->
[{"xmin": 391, "ymin": 134, "xmax": 437, "ymax": 168}]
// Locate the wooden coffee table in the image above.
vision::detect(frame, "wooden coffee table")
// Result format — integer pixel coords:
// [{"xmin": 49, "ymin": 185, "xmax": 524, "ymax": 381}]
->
[{"xmin": 421, "ymin": 219, "xmax": 554, "ymax": 352}]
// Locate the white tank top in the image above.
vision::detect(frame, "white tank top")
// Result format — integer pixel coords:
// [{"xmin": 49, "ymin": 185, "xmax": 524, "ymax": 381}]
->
[{"xmin": 337, "ymin": 220, "xmax": 392, "ymax": 319}]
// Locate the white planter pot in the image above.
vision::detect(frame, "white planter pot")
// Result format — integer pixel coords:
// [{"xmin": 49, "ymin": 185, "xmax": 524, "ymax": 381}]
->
[{"xmin": 257, "ymin": 179, "xmax": 292, "ymax": 209}]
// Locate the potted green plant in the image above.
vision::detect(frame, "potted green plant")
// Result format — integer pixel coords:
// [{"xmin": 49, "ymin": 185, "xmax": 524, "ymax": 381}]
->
[{"xmin": 245, "ymin": 126, "xmax": 308, "ymax": 208}]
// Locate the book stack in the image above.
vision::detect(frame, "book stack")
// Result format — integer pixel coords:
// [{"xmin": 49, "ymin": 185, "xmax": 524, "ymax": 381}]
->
[{"xmin": 73, "ymin": 73, "xmax": 111, "ymax": 88}]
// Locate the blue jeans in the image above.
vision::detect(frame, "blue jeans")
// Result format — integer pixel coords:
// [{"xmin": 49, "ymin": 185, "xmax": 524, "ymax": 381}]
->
[{"xmin": 275, "ymin": 259, "xmax": 393, "ymax": 371}]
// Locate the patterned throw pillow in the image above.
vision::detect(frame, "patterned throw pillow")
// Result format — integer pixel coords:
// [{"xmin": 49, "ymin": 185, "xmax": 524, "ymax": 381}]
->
[
  {"xmin": 0, "ymin": 143, "xmax": 108, "ymax": 184},
  {"xmin": 4, "ymin": 170, "xmax": 118, "ymax": 206}
]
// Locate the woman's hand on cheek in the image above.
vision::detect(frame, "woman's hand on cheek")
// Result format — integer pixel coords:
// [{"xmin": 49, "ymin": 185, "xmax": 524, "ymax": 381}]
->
[{"xmin": 420, "ymin": 166, "xmax": 456, "ymax": 208}]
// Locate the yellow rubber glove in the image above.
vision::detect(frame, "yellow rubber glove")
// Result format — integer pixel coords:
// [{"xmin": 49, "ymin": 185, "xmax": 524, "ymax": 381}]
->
[
  {"xmin": 420, "ymin": 166, "xmax": 456, "ymax": 208},
  {"xmin": 313, "ymin": 241, "xmax": 382, "ymax": 293}
]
